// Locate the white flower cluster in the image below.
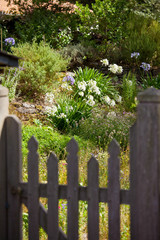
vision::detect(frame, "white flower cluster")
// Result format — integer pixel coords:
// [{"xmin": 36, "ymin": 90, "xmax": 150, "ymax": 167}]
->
[
  {"xmin": 44, "ymin": 105, "xmax": 57, "ymax": 115},
  {"xmin": 88, "ymin": 79, "xmax": 101, "ymax": 95},
  {"xmin": 100, "ymin": 59, "xmax": 109, "ymax": 66},
  {"xmin": 108, "ymin": 64, "xmax": 123, "ymax": 74},
  {"xmin": 61, "ymin": 82, "xmax": 72, "ymax": 91},
  {"xmin": 45, "ymin": 92, "xmax": 54, "ymax": 105},
  {"xmin": 86, "ymin": 95, "xmax": 95, "ymax": 107},
  {"xmin": 78, "ymin": 81, "xmax": 87, "ymax": 91},
  {"xmin": 102, "ymin": 96, "xmax": 116, "ymax": 107},
  {"xmin": 100, "ymin": 58, "xmax": 123, "ymax": 74}
]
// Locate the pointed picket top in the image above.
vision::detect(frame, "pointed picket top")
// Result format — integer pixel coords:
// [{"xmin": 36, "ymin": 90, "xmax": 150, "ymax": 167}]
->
[
  {"xmin": 138, "ymin": 87, "xmax": 160, "ymax": 103},
  {"xmin": 88, "ymin": 155, "xmax": 98, "ymax": 168},
  {"xmin": 66, "ymin": 137, "xmax": 79, "ymax": 155},
  {"xmin": 47, "ymin": 152, "xmax": 58, "ymax": 165},
  {"xmin": 108, "ymin": 139, "xmax": 120, "ymax": 156},
  {"xmin": 28, "ymin": 136, "xmax": 38, "ymax": 152}
]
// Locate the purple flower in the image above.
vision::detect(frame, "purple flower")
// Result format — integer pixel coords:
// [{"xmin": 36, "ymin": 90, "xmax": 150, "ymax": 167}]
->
[
  {"xmin": 63, "ymin": 75, "xmax": 75, "ymax": 85},
  {"xmin": 140, "ymin": 62, "xmax": 151, "ymax": 71},
  {"xmin": 131, "ymin": 52, "xmax": 140, "ymax": 58},
  {"xmin": 4, "ymin": 37, "xmax": 15, "ymax": 46}
]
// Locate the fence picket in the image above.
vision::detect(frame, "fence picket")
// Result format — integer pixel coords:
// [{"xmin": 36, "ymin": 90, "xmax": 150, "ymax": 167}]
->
[
  {"xmin": 88, "ymin": 156, "xmax": 99, "ymax": 240},
  {"xmin": 108, "ymin": 139, "xmax": 120, "ymax": 240},
  {"xmin": 6, "ymin": 116, "xmax": 22, "ymax": 240},
  {"xmin": 67, "ymin": 138, "xmax": 79, "ymax": 240},
  {"xmin": 28, "ymin": 136, "xmax": 39, "ymax": 240},
  {"xmin": 47, "ymin": 153, "xmax": 59, "ymax": 240}
]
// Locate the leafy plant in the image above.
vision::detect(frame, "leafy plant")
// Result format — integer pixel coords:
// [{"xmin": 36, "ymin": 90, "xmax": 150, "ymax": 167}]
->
[
  {"xmin": 73, "ymin": 67, "xmax": 119, "ymax": 103},
  {"xmin": 75, "ymin": 0, "xmax": 131, "ymax": 44},
  {"xmin": 0, "ymin": 67, "xmax": 22, "ymax": 101},
  {"xmin": 141, "ymin": 73, "xmax": 160, "ymax": 89},
  {"xmin": 45, "ymin": 97, "xmax": 93, "ymax": 132},
  {"xmin": 11, "ymin": 41, "xmax": 69, "ymax": 98},
  {"xmin": 121, "ymin": 72, "xmax": 137, "ymax": 112}
]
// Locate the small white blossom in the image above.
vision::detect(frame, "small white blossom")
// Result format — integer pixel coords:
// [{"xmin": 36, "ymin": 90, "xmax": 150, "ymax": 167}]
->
[
  {"xmin": 100, "ymin": 59, "xmax": 109, "ymax": 66},
  {"xmin": 110, "ymin": 99, "xmax": 116, "ymax": 107},
  {"xmin": 117, "ymin": 66, "xmax": 123, "ymax": 74},
  {"xmin": 108, "ymin": 64, "xmax": 119, "ymax": 74},
  {"xmin": 88, "ymin": 95, "xmax": 94, "ymax": 101},
  {"xmin": 102, "ymin": 96, "xmax": 111, "ymax": 104},
  {"xmin": 45, "ymin": 105, "xmax": 57, "ymax": 115},
  {"xmin": 128, "ymin": 80, "xmax": 133, "ymax": 87},
  {"xmin": 116, "ymin": 95, "xmax": 122, "ymax": 103},
  {"xmin": 59, "ymin": 113, "xmax": 67, "ymax": 118},
  {"xmin": 61, "ymin": 82, "xmax": 72, "ymax": 91},
  {"xmin": 93, "ymin": 86, "xmax": 101, "ymax": 95},
  {"xmin": 107, "ymin": 111, "xmax": 116, "ymax": 118},
  {"xmin": 78, "ymin": 91, "xmax": 84, "ymax": 97},
  {"xmin": 88, "ymin": 79, "xmax": 97, "ymax": 87},
  {"xmin": 86, "ymin": 99, "xmax": 95, "ymax": 107},
  {"xmin": 78, "ymin": 81, "xmax": 87, "ymax": 91},
  {"xmin": 45, "ymin": 92, "xmax": 54, "ymax": 104}
]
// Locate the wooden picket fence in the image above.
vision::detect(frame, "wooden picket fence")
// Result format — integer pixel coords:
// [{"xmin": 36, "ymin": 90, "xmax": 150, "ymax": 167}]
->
[{"xmin": 1, "ymin": 87, "xmax": 160, "ymax": 240}]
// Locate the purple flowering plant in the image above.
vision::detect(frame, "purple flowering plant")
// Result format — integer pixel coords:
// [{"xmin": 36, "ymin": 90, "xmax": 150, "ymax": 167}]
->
[
  {"xmin": 140, "ymin": 62, "xmax": 151, "ymax": 71},
  {"xmin": 4, "ymin": 38, "xmax": 15, "ymax": 46},
  {"xmin": 131, "ymin": 52, "xmax": 140, "ymax": 59},
  {"xmin": 63, "ymin": 75, "xmax": 75, "ymax": 85}
]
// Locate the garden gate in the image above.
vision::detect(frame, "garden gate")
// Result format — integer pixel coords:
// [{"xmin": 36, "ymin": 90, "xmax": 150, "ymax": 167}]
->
[{"xmin": 0, "ymin": 86, "xmax": 160, "ymax": 240}]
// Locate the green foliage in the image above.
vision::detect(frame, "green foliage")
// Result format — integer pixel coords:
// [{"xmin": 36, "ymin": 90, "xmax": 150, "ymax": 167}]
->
[
  {"xmin": 141, "ymin": 73, "xmax": 160, "ymax": 89},
  {"xmin": 60, "ymin": 44, "xmax": 95, "ymax": 68},
  {"xmin": 122, "ymin": 12, "xmax": 160, "ymax": 65},
  {"xmin": 121, "ymin": 72, "xmax": 137, "ymax": 112},
  {"xmin": 73, "ymin": 67, "xmax": 118, "ymax": 101},
  {"xmin": 72, "ymin": 109, "xmax": 136, "ymax": 149},
  {"xmin": 46, "ymin": 97, "xmax": 92, "ymax": 132},
  {"xmin": 0, "ymin": 67, "xmax": 21, "ymax": 101},
  {"xmin": 75, "ymin": 0, "xmax": 131, "ymax": 44},
  {"xmin": 11, "ymin": 41, "xmax": 69, "ymax": 98}
]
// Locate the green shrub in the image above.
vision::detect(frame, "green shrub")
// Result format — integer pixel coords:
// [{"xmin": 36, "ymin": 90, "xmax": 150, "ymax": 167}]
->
[
  {"xmin": 72, "ymin": 109, "xmax": 136, "ymax": 149},
  {"xmin": 0, "ymin": 67, "xmax": 21, "ymax": 101},
  {"xmin": 121, "ymin": 72, "xmax": 137, "ymax": 112},
  {"xmin": 121, "ymin": 12, "xmax": 160, "ymax": 65},
  {"xmin": 12, "ymin": 41, "xmax": 69, "ymax": 98},
  {"xmin": 76, "ymin": 0, "xmax": 131, "ymax": 44},
  {"xmin": 141, "ymin": 73, "xmax": 160, "ymax": 89}
]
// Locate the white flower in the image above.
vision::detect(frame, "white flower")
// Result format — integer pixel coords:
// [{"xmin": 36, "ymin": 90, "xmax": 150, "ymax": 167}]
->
[
  {"xmin": 88, "ymin": 79, "xmax": 97, "ymax": 87},
  {"xmin": 86, "ymin": 99, "xmax": 95, "ymax": 107},
  {"xmin": 78, "ymin": 81, "xmax": 87, "ymax": 91},
  {"xmin": 78, "ymin": 91, "xmax": 84, "ymax": 97},
  {"xmin": 61, "ymin": 82, "xmax": 72, "ymax": 90},
  {"xmin": 108, "ymin": 64, "xmax": 119, "ymax": 74},
  {"xmin": 116, "ymin": 95, "xmax": 122, "ymax": 103},
  {"xmin": 128, "ymin": 80, "xmax": 132, "ymax": 87},
  {"xmin": 107, "ymin": 111, "xmax": 116, "ymax": 118},
  {"xmin": 110, "ymin": 99, "xmax": 116, "ymax": 107},
  {"xmin": 117, "ymin": 66, "xmax": 123, "ymax": 74},
  {"xmin": 102, "ymin": 96, "xmax": 111, "ymax": 104},
  {"xmin": 88, "ymin": 95, "xmax": 94, "ymax": 101},
  {"xmin": 45, "ymin": 92, "xmax": 54, "ymax": 104},
  {"xmin": 45, "ymin": 105, "xmax": 57, "ymax": 115},
  {"xmin": 93, "ymin": 86, "xmax": 101, "ymax": 95},
  {"xmin": 100, "ymin": 59, "xmax": 109, "ymax": 66},
  {"xmin": 59, "ymin": 113, "xmax": 67, "ymax": 118}
]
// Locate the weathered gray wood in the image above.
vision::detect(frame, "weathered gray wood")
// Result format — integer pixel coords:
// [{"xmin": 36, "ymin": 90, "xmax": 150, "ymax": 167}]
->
[
  {"xmin": 20, "ymin": 182, "xmax": 130, "ymax": 204},
  {"xmin": 47, "ymin": 153, "xmax": 59, "ymax": 240},
  {"xmin": 6, "ymin": 116, "xmax": 22, "ymax": 240},
  {"xmin": 108, "ymin": 139, "xmax": 120, "ymax": 240},
  {"xmin": 28, "ymin": 136, "xmax": 39, "ymax": 240},
  {"xmin": 67, "ymin": 138, "xmax": 79, "ymax": 240},
  {"xmin": 0, "ymin": 118, "xmax": 7, "ymax": 239},
  {"xmin": 23, "ymin": 198, "xmax": 67, "ymax": 240},
  {"xmin": 130, "ymin": 123, "xmax": 137, "ymax": 240},
  {"xmin": 134, "ymin": 88, "xmax": 160, "ymax": 239},
  {"xmin": 88, "ymin": 156, "xmax": 99, "ymax": 240}
]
